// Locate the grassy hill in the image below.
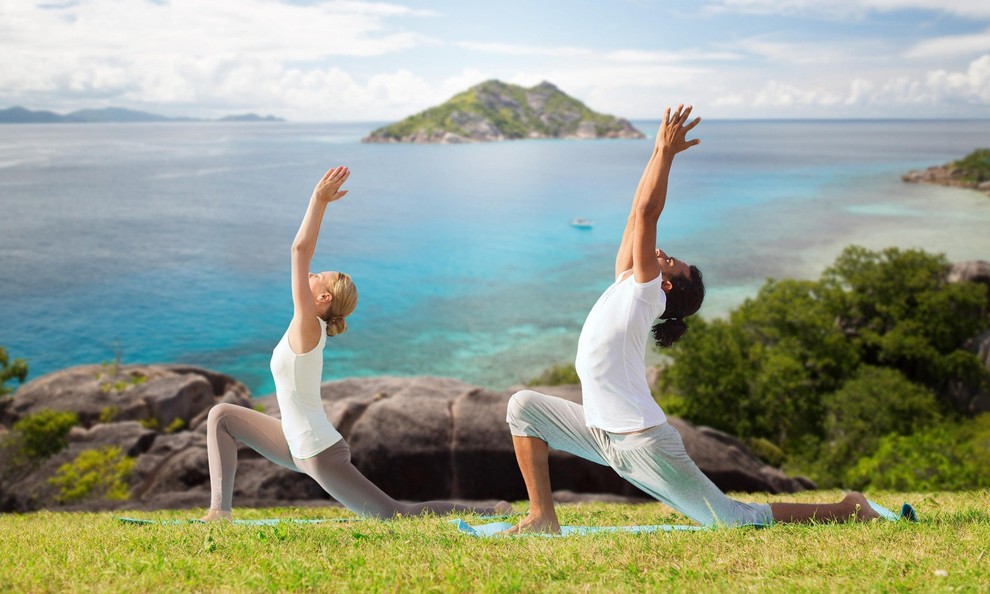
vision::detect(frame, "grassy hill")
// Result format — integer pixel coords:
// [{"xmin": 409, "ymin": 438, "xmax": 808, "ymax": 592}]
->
[{"xmin": 363, "ymin": 80, "xmax": 643, "ymax": 143}]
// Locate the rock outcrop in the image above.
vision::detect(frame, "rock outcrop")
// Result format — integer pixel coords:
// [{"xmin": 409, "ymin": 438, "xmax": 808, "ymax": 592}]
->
[
  {"xmin": 903, "ymin": 149, "xmax": 990, "ymax": 195},
  {"xmin": 362, "ymin": 80, "xmax": 644, "ymax": 144},
  {"xmin": 0, "ymin": 369, "xmax": 810, "ymax": 512}
]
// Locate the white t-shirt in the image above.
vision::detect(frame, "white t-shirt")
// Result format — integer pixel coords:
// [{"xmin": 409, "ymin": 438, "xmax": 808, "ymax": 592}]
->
[{"xmin": 574, "ymin": 271, "xmax": 667, "ymax": 432}]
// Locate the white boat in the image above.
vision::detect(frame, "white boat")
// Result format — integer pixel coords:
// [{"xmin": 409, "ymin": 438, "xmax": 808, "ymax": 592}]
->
[{"xmin": 569, "ymin": 218, "xmax": 594, "ymax": 229}]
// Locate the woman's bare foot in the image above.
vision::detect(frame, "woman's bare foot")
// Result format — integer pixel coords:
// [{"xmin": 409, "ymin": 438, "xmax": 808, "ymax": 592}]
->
[
  {"xmin": 494, "ymin": 500, "xmax": 514, "ymax": 515},
  {"xmin": 843, "ymin": 492, "xmax": 881, "ymax": 522},
  {"xmin": 501, "ymin": 512, "xmax": 561, "ymax": 535},
  {"xmin": 200, "ymin": 509, "xmax": 233, "ymax": 523}
]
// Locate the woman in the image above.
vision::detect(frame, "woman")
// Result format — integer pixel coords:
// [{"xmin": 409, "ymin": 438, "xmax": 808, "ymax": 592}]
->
[
  {"xmin": 504, "ymin": 106, "xmax": 880, "ymax": 534},
  {"xmin": 203, "ymin": 166, "xmax": 509, "ymax": 521}
]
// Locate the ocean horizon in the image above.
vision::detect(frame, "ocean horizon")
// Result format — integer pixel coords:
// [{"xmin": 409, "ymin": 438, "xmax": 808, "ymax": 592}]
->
[{"xmin": 2, "ymin": 119, "xmax": 989, "ymax": 396}]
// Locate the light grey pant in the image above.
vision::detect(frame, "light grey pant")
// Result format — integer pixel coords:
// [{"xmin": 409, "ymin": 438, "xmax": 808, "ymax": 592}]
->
[
  {"xmin": 206, "ymin": 403, "xmax": 493, "ymax": 518},
  {"xmin": 506, "ymin": 390, "xmax": 772, "ymax": 527}
]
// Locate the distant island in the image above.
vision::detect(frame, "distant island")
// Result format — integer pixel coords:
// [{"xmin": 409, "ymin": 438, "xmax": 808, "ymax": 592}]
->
[
  {"xmin": 362, "ymin": 80, "xmax": 644, "ymax": 144},
  {"xmin": 903, "ymin": 148, "xmax": 990, "ymax": 195},
  {"xmin": 0, "ymin": 106, "xmax": 284, "ymax": 124}
]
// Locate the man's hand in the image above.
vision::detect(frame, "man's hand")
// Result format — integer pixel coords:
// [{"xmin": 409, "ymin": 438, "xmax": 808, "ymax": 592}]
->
[{"xmin": 655, "ymin": 104, "xmax": 701, "ymax": 157}]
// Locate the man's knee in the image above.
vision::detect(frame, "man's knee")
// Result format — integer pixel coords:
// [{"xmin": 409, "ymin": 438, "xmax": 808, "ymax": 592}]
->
[{"xmin": 506, "ymin": 389, "xmax": 544, "ymax": 433}]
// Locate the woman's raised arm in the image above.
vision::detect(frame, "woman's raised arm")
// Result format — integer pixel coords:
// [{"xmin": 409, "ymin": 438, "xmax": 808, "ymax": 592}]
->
[{"xmin": 287, "ymin": 166, "xmax": 350, "ymax": 353}]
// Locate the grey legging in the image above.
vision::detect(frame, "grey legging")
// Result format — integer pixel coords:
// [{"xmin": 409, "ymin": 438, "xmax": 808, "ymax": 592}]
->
[{"xmin": 206, "ymin": 403, "xmax": 492, "ymax": 518}]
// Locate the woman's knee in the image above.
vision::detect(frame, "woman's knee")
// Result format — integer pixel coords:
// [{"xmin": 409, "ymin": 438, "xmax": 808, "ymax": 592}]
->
[{"xmin": 206, "ymin": 402, "xmax": 239, "ymax": 428}]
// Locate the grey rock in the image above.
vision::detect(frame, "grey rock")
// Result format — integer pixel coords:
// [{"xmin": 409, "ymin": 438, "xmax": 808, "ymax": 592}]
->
[
  {"xmin": 68, "ymin": 421, "xmax": 158, "ymax": 457},
  {"xmin": 3, "ymin": 364, "xmax": 252, "ymax": 429},
  {"xmin": 2, "ymin": 371, "xmax": 810, "ymax": 512},
  {"xmin": 949, "ymin": 260, "xmax": 990, "ymax": 304},
  {"xmin": 260, "ymin": 377, "xmax": 809, "ymax": 502}
]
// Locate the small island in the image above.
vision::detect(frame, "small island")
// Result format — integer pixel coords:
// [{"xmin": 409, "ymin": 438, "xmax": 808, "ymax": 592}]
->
[
  {"xmin": 903, "ymin": 148, "xmax": 990, "ymax": 195},
  {"xmin": 362, "ymin": 80, "xmax": 644, "ymax": 144},
  {"xmin": 0, "ymin": 106, "xmax": 284, "ymax": 124}
]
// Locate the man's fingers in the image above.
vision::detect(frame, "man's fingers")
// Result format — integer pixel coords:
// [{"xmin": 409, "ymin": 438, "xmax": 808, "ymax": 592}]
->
[
  {"xmin": 683, "ymin": 116, "xmax": 701, "ymax": 133},
  {"xmin": 686, "ymin": 138, "xmax": 701, "ymax": 148},
  {"xmin": 679, "ymin": 106, "xmax": 693, "ymax": 125},
  {"xmin": 662, "ymin": 107, "xmax": 671, "ymax": 126}
]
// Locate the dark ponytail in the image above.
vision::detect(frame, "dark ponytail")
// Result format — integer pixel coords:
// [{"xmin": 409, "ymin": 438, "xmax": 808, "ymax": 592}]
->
[{"xmin": 652, "ymin": 265, "xmax": 704, "ymax": 348}]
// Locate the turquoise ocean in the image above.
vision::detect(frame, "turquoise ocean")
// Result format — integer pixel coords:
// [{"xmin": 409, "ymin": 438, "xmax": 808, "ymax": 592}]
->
[{"xmin": 2, "ymin": 120, "xmax": 989, "ymax": 395}]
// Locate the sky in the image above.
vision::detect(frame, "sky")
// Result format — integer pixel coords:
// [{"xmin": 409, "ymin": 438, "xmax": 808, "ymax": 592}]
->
[{"xmin": 1, "ymin": 0, "xmax": 989, "ymax": 121}]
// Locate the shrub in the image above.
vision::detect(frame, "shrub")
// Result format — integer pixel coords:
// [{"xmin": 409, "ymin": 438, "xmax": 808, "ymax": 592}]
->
[
  {"xmin": 6, "ymin": 409, "xmax": 79, "ymax": 463},
  {"xmin": 528, "ymin": 363, "xmax": 580, "ymax": 386},
  {"xmin": 810, "ymin": 366, "xmax": 942, "ymax": 487},
  {"xmin": 845, "ymin": 414, "xmax": 990, "ymax": 491},
  {"xmin": 98, "ymin": 405, "xmax": 120, "ymax": 424},
  {"xmin": 49, "ymin": 446, "xmax": 135, "ymax": 504},
  {"xmin": 164, "ymin": 418, "xmax": 185, "ymax": 434}
]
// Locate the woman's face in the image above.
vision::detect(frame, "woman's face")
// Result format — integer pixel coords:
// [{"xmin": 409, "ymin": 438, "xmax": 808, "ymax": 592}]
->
[{"xmin": 309, "ymin": 271, "xmax": 341, "ymax": 303}]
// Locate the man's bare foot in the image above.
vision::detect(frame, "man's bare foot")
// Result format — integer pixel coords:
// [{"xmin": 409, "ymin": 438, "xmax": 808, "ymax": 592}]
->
[
  {"xmin": 494, "ymin": 500, "xmax": 514, "ymax": 515},
  {"xmin": 200, "ymin": 509, "xmax": 233, "ymax": 522},
  {"xmin": 843, "ymin": 492, "xmax": 881, "ymax": 522},
  {"xmin": 501, "ymin": 513, "xmax": 561, "ymax": 535}
]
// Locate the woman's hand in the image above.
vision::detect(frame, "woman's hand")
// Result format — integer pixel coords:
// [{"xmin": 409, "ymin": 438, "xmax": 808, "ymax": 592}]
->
[
  {"xmin": 655, "ymin": 105, "xmax": 701, "ymax": 157},
  {"xmin": 312, "ymin": 166, "xmax": 350, "ymax": 204}
]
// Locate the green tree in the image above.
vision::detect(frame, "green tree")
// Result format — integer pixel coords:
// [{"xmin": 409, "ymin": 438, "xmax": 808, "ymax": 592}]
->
[
  {"xmin": 663, "ymin": 279, "xmax": 859, "ymax": 448},
  {"xmin": 660, "ymin": 245, "xmax": 990, "ymax": 488},
  {"xmin": 1, "ymin": 347, "xmax": 28, "ymax": 396},
  {"xmin": 813, "ymin": 366, "xmax": 942, "ymax": 486},
  {"xmin": 821, "ymin": 246, "xmax": 988, "ymax": 410}
]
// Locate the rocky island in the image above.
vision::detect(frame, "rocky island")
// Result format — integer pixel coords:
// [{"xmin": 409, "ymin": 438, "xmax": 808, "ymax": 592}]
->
[
  {"xmin": 362, "ymin": 80, "xmax": 644, "ymax": 144},
  {"xmin": 903, "ymin": 148, "xmax": 990, "ymax": 195}
]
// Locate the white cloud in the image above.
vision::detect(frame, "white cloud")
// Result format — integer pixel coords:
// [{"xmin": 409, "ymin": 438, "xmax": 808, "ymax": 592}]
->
[
  {"xmin": 925, "ymin": 54, "xmax": 990, "ymax": 102},
  {"xmin": 905, "ymin": 28, "xmax": 990, "ymax": 59},
  {"xmin": 734, "ymin": 37, "xmax": 892, "ymax": 65},
  {"xmin": 722, "ymin": 54, "xmax": 990, "ymax": 113},
  {"xmin": 0, "ymin": 0, "xmax": 440, "ymax": 116},
  {"xmin": 454, "ymin": 42, "xmax": 592, "ymax": 58},
  {"xmin": 706, "ymin": 0, "xmax": 990, "ymax": 19},
  {"xmin": 606, "ymin": 49, "xmax": 744, "ymax": 63}
]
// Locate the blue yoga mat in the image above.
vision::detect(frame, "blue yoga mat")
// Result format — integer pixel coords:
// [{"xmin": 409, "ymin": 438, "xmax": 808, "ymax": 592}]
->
[
  {"xmin": 868, "ymin": 500, "xmax": 918, "ymax": 522},
  {"xmin": 453, "ymin": 499, "xmax": 917, "ymax": 537},
  {"xmin": 451, "ymin": 519, "xmax": 705, "ymax": 537},
  {"xmin": 116, "ymin": 517, "xmax": 354, "ymax": 526}
]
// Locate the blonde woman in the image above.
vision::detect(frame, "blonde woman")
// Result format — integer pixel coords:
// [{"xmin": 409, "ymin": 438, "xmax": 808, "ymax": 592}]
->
[{"xmin": 202, "ymin": 166, "xmax": 509, "ymax": 521}]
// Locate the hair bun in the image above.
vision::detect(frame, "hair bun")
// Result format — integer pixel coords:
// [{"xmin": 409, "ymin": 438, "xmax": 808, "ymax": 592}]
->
[
  {"xmin": 326, "ymin": 316, "xmax": 348, "ymax": 337},
  {"xmin": 652, "ymin": 317, "xmax": 688, "ymax": 348}
]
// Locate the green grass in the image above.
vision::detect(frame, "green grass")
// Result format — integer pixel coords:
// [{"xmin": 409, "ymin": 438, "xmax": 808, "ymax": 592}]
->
[{"xmin": 2, "ymin": 491, "xmax": 988, "ymax": 592}]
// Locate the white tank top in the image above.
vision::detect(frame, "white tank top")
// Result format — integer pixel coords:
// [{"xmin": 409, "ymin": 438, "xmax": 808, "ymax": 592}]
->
[
  {"xmin": 574, "ymin": 272, "xmax": 668, "ymax": 432},
  {"xmin": 271, "ymin": 318, "xmax": 343, "ymax": 459}
]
